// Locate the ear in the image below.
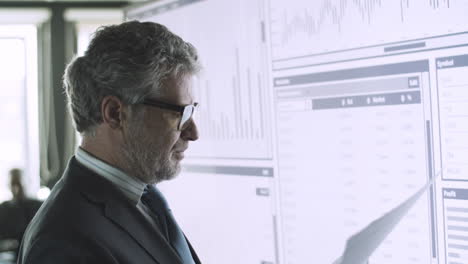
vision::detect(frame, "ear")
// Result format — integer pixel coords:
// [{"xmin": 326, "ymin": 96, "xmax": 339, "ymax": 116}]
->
[{"xmin": 101, "ymin": 95, "xmax": 125, "ymax": 129}]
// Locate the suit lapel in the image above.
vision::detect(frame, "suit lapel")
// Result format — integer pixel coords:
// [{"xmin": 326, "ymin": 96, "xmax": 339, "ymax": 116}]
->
[
  {"xmin": 185, "ymin": 235, "xmax": 202, "ymax": 264},
  {"xmin": 67, "ymin": 158, "xmax": 183, "ymax": 264},
  {"xmin": 104, "ymin": 200, "xmax": 183, "ymax": 264}
]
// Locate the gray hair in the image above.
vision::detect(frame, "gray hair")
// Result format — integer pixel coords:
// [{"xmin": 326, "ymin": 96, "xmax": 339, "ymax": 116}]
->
[{"xmin": 63, "ymin": 21, "xmax": 201, "ymax": 135}]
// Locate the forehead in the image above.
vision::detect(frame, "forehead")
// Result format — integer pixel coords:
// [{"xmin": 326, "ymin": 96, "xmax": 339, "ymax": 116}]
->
[{"xmin": 157, "ymin": 75, "xmax": 194, "ymax": 105}]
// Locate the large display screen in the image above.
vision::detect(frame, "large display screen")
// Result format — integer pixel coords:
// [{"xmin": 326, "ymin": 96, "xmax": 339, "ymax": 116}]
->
[{"xmin": 127, "ymin": 1, "xmax": 468, "ymax": 263}]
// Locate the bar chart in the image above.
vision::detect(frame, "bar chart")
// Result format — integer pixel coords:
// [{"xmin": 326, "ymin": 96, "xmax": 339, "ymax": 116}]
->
[
  {"xmin": 148, "ymin": 0, "xmax": 273, "ymax": 159},
  {"xmin": 193, "ymin": 48, "xmax": 267, "ymax": 143}
]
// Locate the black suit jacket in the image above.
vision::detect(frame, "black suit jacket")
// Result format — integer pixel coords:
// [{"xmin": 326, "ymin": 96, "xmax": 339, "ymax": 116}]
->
[
  {"xmin": 0, "ymin": 197, "xmax": 42, "ymax": 257},
  {"xmin": 0, "ymin": 198, "xmax": 42, "ymax": 241},
  {"xmin": 18, "ymin": 157, "xmax": 201, "ymax": 264}
]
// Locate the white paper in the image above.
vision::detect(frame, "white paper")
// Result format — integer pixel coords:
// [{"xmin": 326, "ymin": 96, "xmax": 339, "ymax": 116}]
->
[{"xmin": 333, "ymin": 175, "xmax": 437, "ymax": 264}]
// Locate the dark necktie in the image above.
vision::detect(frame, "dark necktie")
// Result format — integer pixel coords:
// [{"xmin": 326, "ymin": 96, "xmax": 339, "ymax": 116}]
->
[{"xmin": 141, "ymin": 184, "xmax": 195, "ymax": 264}]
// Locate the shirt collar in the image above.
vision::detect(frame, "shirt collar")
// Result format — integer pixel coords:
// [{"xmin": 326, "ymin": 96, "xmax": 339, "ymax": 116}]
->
[{"xmin": 75, "ymin": 147, "xmax": 147, "ymax": 205}]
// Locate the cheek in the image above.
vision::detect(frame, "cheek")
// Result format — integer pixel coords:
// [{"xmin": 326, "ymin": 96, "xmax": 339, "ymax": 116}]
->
[
  {"xmin": 142, "ymin": 112, "xmax": 181, "ymax": 150},
  {"xmin": 168, "ymin": 133, "xmax": 183, "ymax": 150},
  {"xmin": 160, "ymin": 115, "xmax": 183, "ymax": 146},
  {"xmin": 152, "ymin": 129, "xmax": 181, "ymax": 152}
]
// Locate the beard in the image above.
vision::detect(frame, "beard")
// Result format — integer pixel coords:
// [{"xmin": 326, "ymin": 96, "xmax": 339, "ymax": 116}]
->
[{"xmin": 120, "ymin": 119, "xmax": 181, "ymax": 184}]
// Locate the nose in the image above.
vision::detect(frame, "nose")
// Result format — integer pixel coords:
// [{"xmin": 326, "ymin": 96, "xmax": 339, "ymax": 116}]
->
[{"xmin": 181, "ymin": 118, "xmax": 199, "ymax": 141}]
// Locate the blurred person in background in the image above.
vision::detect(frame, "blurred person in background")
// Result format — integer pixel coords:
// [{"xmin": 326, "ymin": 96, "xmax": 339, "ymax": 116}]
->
[{"xmin": 0, "ymin": 168, "xmax": 42, "ymax": 261}]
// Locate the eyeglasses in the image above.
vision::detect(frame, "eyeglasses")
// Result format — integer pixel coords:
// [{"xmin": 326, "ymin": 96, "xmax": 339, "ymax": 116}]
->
[{"xmin": 142, "ymin": 98, "xmax": 198, "ymax": 130}]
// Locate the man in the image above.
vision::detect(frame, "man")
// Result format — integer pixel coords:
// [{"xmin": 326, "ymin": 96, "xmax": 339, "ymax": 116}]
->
[
  {"xmin": 0, "ymin": 168, "xmax": 42, "ymax": 259},
  {"xmin": 18, "ymin": 21, "xmax": 201, "ymax": 264}
]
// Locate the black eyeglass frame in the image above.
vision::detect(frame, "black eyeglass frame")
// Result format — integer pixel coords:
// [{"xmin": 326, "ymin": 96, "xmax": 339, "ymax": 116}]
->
[{"xmin": 142, "ymin": 98, "xmax": 198, "ymax": 130}]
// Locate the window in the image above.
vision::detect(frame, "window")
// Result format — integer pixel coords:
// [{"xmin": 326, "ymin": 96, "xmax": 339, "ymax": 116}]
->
[{"xmin": 0, "ymin": 25, "xmax": 39, "ymax": 201}]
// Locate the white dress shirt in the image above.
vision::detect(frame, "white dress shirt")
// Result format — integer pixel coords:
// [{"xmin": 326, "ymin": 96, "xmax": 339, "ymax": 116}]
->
[{"xmin": 75, "ymin": 147, "xmax": 161, "ymax": 232}]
